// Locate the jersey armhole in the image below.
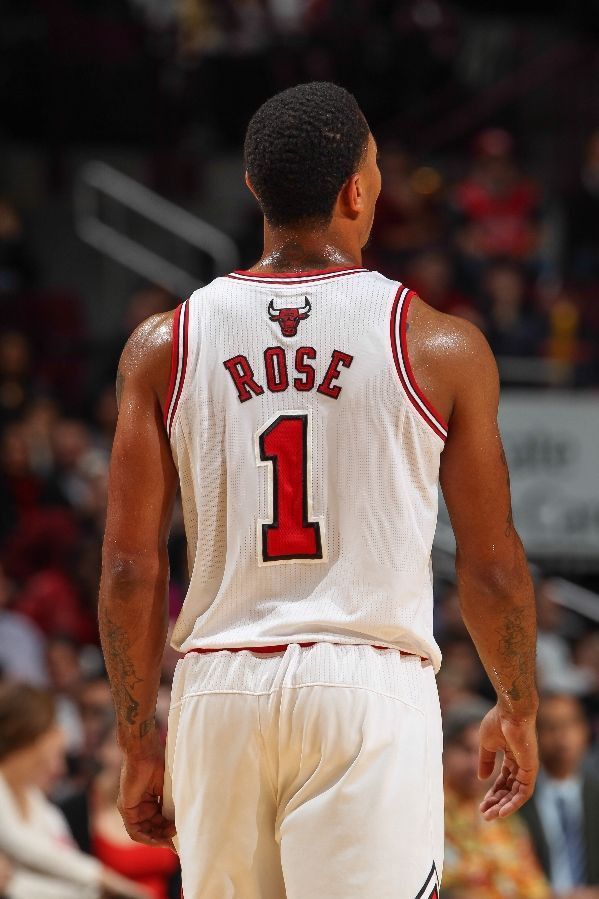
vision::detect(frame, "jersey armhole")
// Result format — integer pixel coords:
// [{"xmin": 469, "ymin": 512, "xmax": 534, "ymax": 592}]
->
[
  {"xmin": 163, "ymin": 300, "xmax": 189, "ymax": 438},
  {"xmin": 389, "ymin": 286, "xmax": 448, "ymax": 443}
]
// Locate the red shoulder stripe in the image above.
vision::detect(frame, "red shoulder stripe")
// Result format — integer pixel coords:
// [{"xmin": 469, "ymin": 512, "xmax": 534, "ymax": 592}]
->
[{"xmin": 390, "ymin": 286, "xmax": 448, "ymax": 442}]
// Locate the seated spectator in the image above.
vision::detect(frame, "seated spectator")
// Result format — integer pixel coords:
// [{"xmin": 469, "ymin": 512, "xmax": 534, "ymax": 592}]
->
[
  {"xmin": 520, "ymin": 694, "xmax": 599, "ymax": 894},
  {"xmin": 0, "ymin": 333, "xmax": 32, "ymax": 428},
  {"xmin": 0, "ymin": 199, "xmax": 36, "ymax": 300},
  {"xmin": 61, "ymin": 726, "xmax": 180, "ymax": 899},
  {"xmin": 0, "ymin": 682, "xmax": 149, "ymax": 898},
  {"xmin": 406, "ymin": 248, "xmax": 480, "ymax": 323},
  {"xmin": 46, "ymin": 636, "xmax": 85, "ymax": 757},
  {"xmin": 565, "ymin": 129, "xmax": 599, "ymax": 284},
  {"xmin": 482, "ymin": 260, "xmax": 547, "ymax": 359},
  {"xmin": 367, "ymin": 145, "xmax": 447, "ymax": 276},
  {"xmin": 0, "ymin": 564, "xmax": 47, "ymax": 686},
  {"xmin": 536, "ymin": 580, "xmax": 592, "ymax": 697},
  {"xmin": 442, "ymin": 701, "xmax": 551, "ymax": 898},
  {"xmin": 451, "ymin": 128, "xmax": 542, "ymax": 265}
]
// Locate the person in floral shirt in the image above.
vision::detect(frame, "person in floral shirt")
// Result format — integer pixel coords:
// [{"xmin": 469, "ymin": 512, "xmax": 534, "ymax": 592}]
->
[{"xmin": 442, "ymin": 701, "xmax": 551, "ymax": 899}]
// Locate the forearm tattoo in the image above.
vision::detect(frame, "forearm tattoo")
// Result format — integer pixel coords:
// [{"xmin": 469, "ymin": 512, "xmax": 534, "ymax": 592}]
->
[
  {"xmin": 497, "ymin": 604, "xmax": 536, "ymax": 705},
  {"xmin": 99, "ymin": 607, "xmax": 145, "ymax": 731}
]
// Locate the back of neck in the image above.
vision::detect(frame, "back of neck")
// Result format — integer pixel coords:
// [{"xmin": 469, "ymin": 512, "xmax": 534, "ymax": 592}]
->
[{"xmin": 253, "ymin": 228, "xmax": 362, "ymax": 274}]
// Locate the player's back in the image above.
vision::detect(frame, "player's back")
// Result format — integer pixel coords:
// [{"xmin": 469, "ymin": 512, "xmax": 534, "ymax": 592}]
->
[{"xmin": 167, "ymin": 267, "xmax": 447, "ymax": 669}]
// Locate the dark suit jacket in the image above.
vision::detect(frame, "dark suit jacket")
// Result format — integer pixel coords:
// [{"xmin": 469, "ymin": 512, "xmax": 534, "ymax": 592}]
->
[{"xmin": 519, "ymin": 771, "xmax": 599, "ymax": 886}]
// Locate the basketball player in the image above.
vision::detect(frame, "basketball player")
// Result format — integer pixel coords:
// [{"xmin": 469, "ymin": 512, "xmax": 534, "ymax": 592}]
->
[{"xmin": 99, "ymin": 82, "xmax": 539, "ymax": 899}]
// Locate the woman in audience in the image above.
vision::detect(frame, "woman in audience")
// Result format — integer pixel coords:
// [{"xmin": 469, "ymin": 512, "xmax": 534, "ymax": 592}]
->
[
  {"xmin": 0, "ymin": 681, "xmax": 148, "ymax": 899},
  {"xmin": 62, "ymin": 724, "xmax": 180, "ymax": 899}
]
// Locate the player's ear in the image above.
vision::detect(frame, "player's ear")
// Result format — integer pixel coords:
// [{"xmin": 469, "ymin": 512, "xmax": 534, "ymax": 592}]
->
[
  {"xmin": 339, "ymin": 173, "xmax": 363, "ymax": 220},
  {"xmin": 245, "ymin": 171, "xmax": 259, "ymax": 200}
]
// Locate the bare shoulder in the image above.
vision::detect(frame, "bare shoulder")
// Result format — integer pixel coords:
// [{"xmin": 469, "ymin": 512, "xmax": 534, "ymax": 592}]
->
[
  {"xmin": 410, "ymin": 295, "xmax": 494, "ymax": 366},
  {"xmin": 407, "ymin": 296, "xmax": 499, "ymax": 423},
  {"xmin": 117, "ymin": 311, "xmax": 175, "ymax": 407}
]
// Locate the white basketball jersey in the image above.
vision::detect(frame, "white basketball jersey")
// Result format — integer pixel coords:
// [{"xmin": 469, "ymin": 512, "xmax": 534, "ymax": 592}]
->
[{"xmin": 165, "ymin": 267, "xmax": 448, "ymax": 671}]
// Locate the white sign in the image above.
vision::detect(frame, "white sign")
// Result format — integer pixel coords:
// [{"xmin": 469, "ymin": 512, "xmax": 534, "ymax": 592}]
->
[{"xmin": 436, "ymin": 392, "xmax": 599, "ymax": 566}]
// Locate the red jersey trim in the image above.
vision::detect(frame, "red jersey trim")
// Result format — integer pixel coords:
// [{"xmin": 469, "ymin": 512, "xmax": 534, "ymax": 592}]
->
[
  {"xmin": 164, "ymin": 300, "xmax": 189, "ymax": 438},
  {"xmin": 390, "ymin": 286, "xmax": 448, "ymax": 442},
  {"xmin": 185, "ymin": 643, "xmax": 427, "ymax": 660},
  {"xmin": 227, "ymin": 267, "xmax": 368, "ymax": 284},
  {"xmin": 163, "ymin": 304, "xmax": 182, "ymax": 430}
]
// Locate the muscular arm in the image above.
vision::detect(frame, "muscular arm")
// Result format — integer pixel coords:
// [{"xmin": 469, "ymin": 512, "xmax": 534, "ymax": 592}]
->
[
  {"xmin": 439, "ymin": 322, "xmax": 538, "ymax": 718},
  {"xmin": 99, "ymin": 312, "xmax": 176, "ymax": 750},
  {"xmin": 413, "ymin": 304, "xmax": 539, "ymax": 818},
  {"xmin": 98, "ymin": 312, "xmax": 178, "ymax": 845}
]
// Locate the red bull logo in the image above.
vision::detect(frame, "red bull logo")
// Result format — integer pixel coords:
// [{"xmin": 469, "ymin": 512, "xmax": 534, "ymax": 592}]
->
[{"xmin": 268, "ymin": 297, "xmax": 311, "ymax": 337}]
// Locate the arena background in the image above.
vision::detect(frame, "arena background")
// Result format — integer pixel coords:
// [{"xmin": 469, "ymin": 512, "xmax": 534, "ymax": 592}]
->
[{"xmin": 0, "ymin": 2, "xmax": 598, "ymax": 898}]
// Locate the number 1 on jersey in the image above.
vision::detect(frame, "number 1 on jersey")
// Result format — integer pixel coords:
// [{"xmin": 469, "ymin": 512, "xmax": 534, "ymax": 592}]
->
[{"xmin": 256, "ymin": 412, "xmax": 325, "ymax": 564}]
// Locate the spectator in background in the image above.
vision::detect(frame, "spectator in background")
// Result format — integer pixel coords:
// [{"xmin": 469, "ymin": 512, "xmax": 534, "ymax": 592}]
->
[
  {"xmin": 46, "ymin": 636, "xmax": 84, "ymax": 757},
  {"xmin": 406, "ymin": 247, "xmax": 481, "ymax": 323},
  {"xmin": 442, "ymin": 701, "xmax": 552, "ymax": 899},
  {"xmin": 451, "ymin": 128, "xmax": 543, "ymax": 272},
  {"xmin": 72, "ymin": 676, "xmax": 115, "ymax": 790},
  {"xmin": 0, "ymin": 682, "xmax": 148, "ymax": 898},
  {"xmin": 366, "ymin": 144, "xmax": 447, "ymax": 277},
  {"xmin": 483, "ymin": 260, "xmax": 547, "ymax": 359},
  {"xmin": 0, "ymin": 334, "xmax": 32, "ymax": 428},
  {"xmin": 61, "ymin": 726, "xmax": 180, "ymax": 899},
  {"xmin": 520, "ymin": 694, "xmax": 599, "ymax": 895},
  {"xmin": 566, "ymin": 129, "xmax": 599, "ymax": 285},
  {"xmin": 0, "ymin": 199, "xmax": 36, "ymax": 300},
  {"xmin": 0, "ymin": 564, "xmax": 47, "ymax": 687},
  {"xmin": 536, "ymin": 580, "xmax": 592, "ymax": 697}
]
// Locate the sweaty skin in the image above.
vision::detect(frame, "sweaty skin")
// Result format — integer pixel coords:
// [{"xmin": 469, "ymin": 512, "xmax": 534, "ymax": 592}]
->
[{"xmin": 99, "ymin": 130, "xmax": 538, "ymax": 846}]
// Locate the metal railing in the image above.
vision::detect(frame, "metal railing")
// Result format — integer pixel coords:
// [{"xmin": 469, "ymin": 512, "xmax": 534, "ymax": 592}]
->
[{"xmin": 75, "ymin": 161, "xmax": 239, "ymax": 297}]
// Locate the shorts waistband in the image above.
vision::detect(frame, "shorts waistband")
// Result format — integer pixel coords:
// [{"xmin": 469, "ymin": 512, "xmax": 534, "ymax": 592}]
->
[{"xmin": 184, "ymin": 642, "xmax": 427, "ymax": 661}]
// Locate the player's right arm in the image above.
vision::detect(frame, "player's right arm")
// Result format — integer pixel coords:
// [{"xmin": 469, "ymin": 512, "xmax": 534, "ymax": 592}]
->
[{"xmin": 438, "ymin": 318, "xmax": 539, "ymax": 820}]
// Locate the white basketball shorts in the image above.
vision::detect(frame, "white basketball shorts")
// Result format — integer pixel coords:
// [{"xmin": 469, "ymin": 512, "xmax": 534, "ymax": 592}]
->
[{"xmin": 163, "ymin": 642, "xmax": 443, "ymax": 899}]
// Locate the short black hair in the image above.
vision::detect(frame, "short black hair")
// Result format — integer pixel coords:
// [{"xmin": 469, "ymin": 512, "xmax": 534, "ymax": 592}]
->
[{"xmin": 244, "ymin": 82, "xmax": 370, "ymax": 228}]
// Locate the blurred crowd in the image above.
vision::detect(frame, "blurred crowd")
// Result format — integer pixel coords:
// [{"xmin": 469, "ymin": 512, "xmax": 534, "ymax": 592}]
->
[
  {"xmin": 0, "ymin": 250, "xmax": 597, "ymax": 897},
  {"xmin": 1, "ymin": 1, "xmax": 599, "ymax": 897}
]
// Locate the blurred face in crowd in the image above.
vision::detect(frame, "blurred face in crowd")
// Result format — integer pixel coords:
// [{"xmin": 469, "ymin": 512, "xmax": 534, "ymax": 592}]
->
[
  {"xmin": 408, "ymin": 250, "xmax": 452, "ymax": 306},
  {"xmin": 535, "ymin": 579, "xmax": 563, "ymax": 633},
  {"xmin": 0, "ymin": 425, "xmax": 30, "ymax": 477},
  {"xmin": 47, "ymin": 639, "xmax": 81, "ymax": 693},
  {"xmin": 537, "ymin": 695, "xmax": 589, "ymax": 780},
  {"xmin": 0, "ymin": 332, "xmax": 30, "ymax": 378},
  {"xmin": 79, "ymin": 679, "xmax": 114, "ymax": 753},
  {"xmin": 51, "ymin": 420, "xmax": 90, "ymax": 470},
  {"xmin": 97, "ymin": 729, "xmax": 122, "ymax": 780},
  {"xmin": 3, "ymin": 725, "xmax": 66, "ymax": 793},
  {"xmin": 485, "ymin": 263, "xmax": 526, "ymax": 317},
  {"xmin": 443, "ymin": 722, "xmax": 482, "ymax": 800}
]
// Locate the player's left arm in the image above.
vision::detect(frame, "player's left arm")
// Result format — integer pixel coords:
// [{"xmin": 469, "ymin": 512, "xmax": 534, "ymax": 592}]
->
[{"xmin": 99, "ymin": 311, "xmax": 178, "ymax": 847}]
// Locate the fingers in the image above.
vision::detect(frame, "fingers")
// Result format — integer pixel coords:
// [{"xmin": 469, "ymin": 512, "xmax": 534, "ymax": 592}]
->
[
  {"xmin": 122, "ymin": 812, "xmax": 177, "ymax": 848},
  {"xmin": 479, "ymin": 757, "xmax": 536, "ymax": 820},
  {"xmin": 478, "ymin": 745, "xmax": 497, "ymax": 780},
  {"xmin": 118, "ymin": 795, "xmax": 177, "ymax": 848}
]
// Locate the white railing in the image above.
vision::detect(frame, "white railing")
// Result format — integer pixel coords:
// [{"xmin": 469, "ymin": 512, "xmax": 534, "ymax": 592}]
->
[{"xmin": 75, "ymin": 161, "xmax": 239, "ymax": 297}]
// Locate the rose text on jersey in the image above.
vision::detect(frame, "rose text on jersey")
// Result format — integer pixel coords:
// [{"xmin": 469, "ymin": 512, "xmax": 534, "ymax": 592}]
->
[{"xmin": 223, "ymin": 347, "xmax": 354, "ymax": 403}]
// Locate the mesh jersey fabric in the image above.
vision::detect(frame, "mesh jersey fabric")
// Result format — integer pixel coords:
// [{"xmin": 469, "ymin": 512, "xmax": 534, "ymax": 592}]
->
[{"xmin": 167, "ymin": 268, "xmax": 446, "ymax": 672}]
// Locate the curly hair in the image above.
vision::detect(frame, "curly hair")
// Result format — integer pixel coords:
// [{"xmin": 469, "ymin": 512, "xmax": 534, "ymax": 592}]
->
[{"xmin": 244, "ymin": 82, "xmax": 370, "ymax": 228}]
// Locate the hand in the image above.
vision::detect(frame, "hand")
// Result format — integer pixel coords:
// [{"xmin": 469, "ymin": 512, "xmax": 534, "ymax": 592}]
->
[
  {"xmin": 478, "ymin": 704, "xmax": 538, "ymax": 820},
  {"xmin": 117, "ymin": 730, "xmax": 177, "ymax": 848},
  {"xmin": 100, "ymin": 867, "xmax": 153, "ymax": 898}
]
